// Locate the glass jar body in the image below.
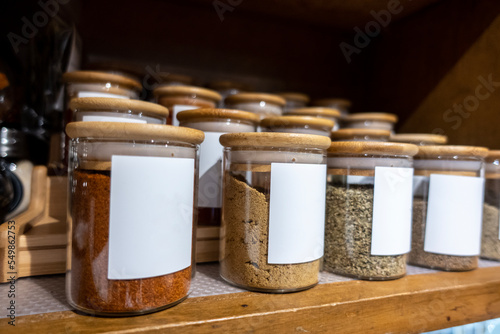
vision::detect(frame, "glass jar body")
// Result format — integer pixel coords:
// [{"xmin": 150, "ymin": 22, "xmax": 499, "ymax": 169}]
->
[{"xmin": 66, "ymin": 138, "xmax": 198, "ymax": 316}]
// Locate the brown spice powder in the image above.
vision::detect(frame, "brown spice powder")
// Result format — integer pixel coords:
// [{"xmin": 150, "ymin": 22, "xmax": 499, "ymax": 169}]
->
[
  {"xmin": 70, "ymin": 169, "xmax": 191, "ymax": 315},
  {"xmin": 408, "ymin": 199, "xmax": 478, "ymax": 271},
  {"xmin": 323, "ymin": 184, "xmax": 406, "ymax": 280},
  {"xmin": 220, "ymin": 174, "xmax": 319, "ymax": 292},
  {"xmin": 481, "ymin": 203, "xmax": 500, "ymax": 261}
]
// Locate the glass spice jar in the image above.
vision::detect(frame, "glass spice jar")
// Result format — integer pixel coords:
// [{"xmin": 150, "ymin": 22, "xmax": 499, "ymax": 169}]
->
[
  {"xmin": 260, "ymin": 116, "xmax": 333, "ymax": 137},
  {"xmin": 342, "ymin": 112, "xmax": 398, "ymax": 132},
  {"xmin": 177, "ymin": 108, "xmax": 260, "ymax": 226},
  {"xmin": 70, "ymin": 97, "xmax": 169, "ymax": 124},
  {"xmin": 482, "ymin": 150, "xmax": 500, "ymax": 261},
  {"xmin": 408, "ymin": 145, "xmax": 488, "ymax": 271},
  {"xmin": 277, "ymin": 92, "xmax": 310, "ymax": 113},
  {"xmin": 390, "ymin": 133, "xmax": 448, "ymax": 145},
  {"xmin": 286, "ymin": 107, "xmax": 341, "ymax": 131},
  {"xmin": 324, "ymin": 141, "xmax": 418, "ymax": 280},
  {"xmin": 219, "ymin": 132, "xmax": 331, "ymax": 293},
  {"xmin": 330, "ymin": 129, "xmax": 391, "ymax": 142},
  {"xmin": 65, "ymin": 122, "xmax": 204, "ymax": 316},
  {"xmin": 208, "ymin": 80, "xmax": 249, "ymax": 108},
  {"xmin": 224, "ymin": 93, "xmax": 286, "ymax": 120},
  {"xmin": 63, "ymin": 71, "xmax": 142, "ymax": 102},
  {"xmin": 312, "ymin": 98, "xmax": 351, "ymax": 117},
  {"xmin": 153, "ymin": 85, "xmax": 222, "ymax": 126}
]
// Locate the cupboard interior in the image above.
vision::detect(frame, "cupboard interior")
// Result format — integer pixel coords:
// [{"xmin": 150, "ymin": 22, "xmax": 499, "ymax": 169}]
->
[{"xmin": 75, "ymin": 0, "xmax": 500, "ymax": 148}]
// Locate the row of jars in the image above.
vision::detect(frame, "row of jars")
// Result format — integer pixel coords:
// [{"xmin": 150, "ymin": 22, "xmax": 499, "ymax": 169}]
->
[{"xmin": 66, "ymin": 115, "xmax": 498, "ymax": 315}]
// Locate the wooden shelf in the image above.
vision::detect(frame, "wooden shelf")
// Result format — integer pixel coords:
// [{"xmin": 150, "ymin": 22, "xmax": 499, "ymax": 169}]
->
[{"xmin": 2, "ymin": 266, "xmax": 500, "ymax": 333}]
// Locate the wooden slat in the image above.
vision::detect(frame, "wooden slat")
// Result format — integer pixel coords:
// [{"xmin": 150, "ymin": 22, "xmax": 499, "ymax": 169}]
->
[{"xmin": 3, "ymin": 266, "xmax": 500, "ymax": 333}]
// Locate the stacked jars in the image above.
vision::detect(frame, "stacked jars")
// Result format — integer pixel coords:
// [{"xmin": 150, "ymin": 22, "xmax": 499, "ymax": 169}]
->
[
  {"xmin": 408, "ymin": 145, "xmax": 488, "ymax": 271},
  {"xmin": 390, "ymin": 133, "xmax": 448, "ymax": 145},
  {"xmin": 153, "ymin": 86, "xmax": 222, "ymax": 126},
  {"xmin": 482, "ymin": 150, "xmax": 500, "ymax": 261},
  {"xmin": 330, "ymin": 129, "xmax": 391, "ymax": 142},
  {"xmin": 177, "ymin": 108, "xmax": 260, "ymax": 226},
  {"xmin": 286, "ymin": 107, "xmax": 341, "ymax": 131},
  {"xmin": 66, "ymin": 122, "xmax": 204, "ymax": 316},
  {"xmin": 277, "ymin": 92, "xmax": 310, "ymax": 113},
  {"xmin": 225, "ymin": 93, "xmax": 286, "ymax": 120},
  {"xmin": 312, "ymin": 98, "xmax": 351, "ymax": 117},
  {"xmin": 324, "ymin": 141, "xmax": 418, "ymax": 280},
  {"xmin": 342, "ymin": 113, "xmax": 398, "ymax": 133},
  {"xmin": 219, "ymin": 132, "xmax": 330, "ymax": 292}
]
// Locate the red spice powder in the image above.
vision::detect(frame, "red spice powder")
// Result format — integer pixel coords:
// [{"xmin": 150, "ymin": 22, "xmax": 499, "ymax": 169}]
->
[{"xmin": 69, "ymin": 169, "xmax": 191, "ymax": 315}]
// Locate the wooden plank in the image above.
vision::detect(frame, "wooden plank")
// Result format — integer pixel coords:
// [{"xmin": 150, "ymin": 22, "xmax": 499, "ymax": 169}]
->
[{"xmin": 3, "ymin": 267, "xmax": 500, "ymax": 333}]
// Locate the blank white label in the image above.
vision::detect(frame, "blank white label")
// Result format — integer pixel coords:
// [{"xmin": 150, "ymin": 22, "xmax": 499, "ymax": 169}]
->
[
  {"xmin": 371, "ymin": 167, "xmax": 414, "ymax": 255},
  {"xmin": 268, "ymin": 163, "xmax": 326, "ymax": 264},
  {"xmin": 173, "ymin": 105, "xmax": 198, "ymax": 126},
  {"xmin": 424, "ymin": 174, "xmax": 484, "ymax": 256},
  {"xmin": 108, "ymin": 155, "xmax": 195, "ymax": 279},
  {"xmin": 77, "ymin": 91, "xmax": 128, "ymax": 99},
  {"xmin": 198, "ymin": 132, "xmax": 225, "ymax": 208},
  {"xmin": 82, "ymin": 115, "xmax": 147, "ymax": 123}
]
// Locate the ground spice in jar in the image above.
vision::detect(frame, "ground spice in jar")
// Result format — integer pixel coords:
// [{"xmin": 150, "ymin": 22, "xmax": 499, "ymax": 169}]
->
[
  {"xmin": 481, "ymin": 203, "xmax": 500, "ymax": 261},
  {"xmin": 323, "ymin": 183, "xmax": 406, "ymax": 279},
  {"xmin": 70, "ymin": 169, "xmax": 191, "ymax": 315},
  {"xmin": 409, "ymin": 199, "xmax": 478, "ymax": 270},
  {"xmin": 220, "ymin": 174, "xmax": 319, "ymax": 292}
]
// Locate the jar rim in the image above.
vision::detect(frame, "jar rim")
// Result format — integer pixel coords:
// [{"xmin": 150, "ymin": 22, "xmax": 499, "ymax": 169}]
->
[
  {"xmin": 328, "ymin": 141, "xmax": 418, "ymax": 156},
  {"xmin": 415, "ymin": 145, "xmax": 488, "ymax": 159},
  {"xmin": 276, "ymin": 92, "xmax": 310, "ymax": 104},
  {"xmin": 220, "ymin": 132, "xmax": 331, "ymax": 149},
  {"xmin": 330, "ymin": 128, "xmax": 391, "ymax": 140},
  {"xmin": 390, "ymin": 133, "xmax": 448, "ymax": 145},
  {"xmin": 153, "ymin": 85, "xmax": 222, "ymax": 102},
  {"xmin": 177, "ymin": 108, "xmax": 260, "ymax": 123},
  {"xmin": 225, "ymin": 92, "xmax": 286, "ymax": 106},
  {"xmin": 287, "ymin": 107, "xmax": 341, "ymax": 118},
  {"xmin": 261, "ymin": 116, "xmax": 334, "ymax": 129},
  {"xmin": 66, "ymin": 122, "xmax": 204, "ymax": 144},
  {"xmin": 343, "ymin": 112, "xmax": 398, "ymax": 123}
]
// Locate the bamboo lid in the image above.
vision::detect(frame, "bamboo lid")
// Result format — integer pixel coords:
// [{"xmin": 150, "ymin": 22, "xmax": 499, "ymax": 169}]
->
[
  {"xmin": 415, "ymin": 145, "xmax": 489, "ymax": 159},
  {"xmin": 225, "ymin": 93, "xmax": 286, "ymax": 106},
  {"xmin": 330, "ymin": 128, "xmax": 391, "ymax": 140},
  {"xmin": 153, "ymin": 85, "xmax": 222, "ymax": 102},
  {"xmin": 69, "ymin": 97, "xmax": 169, "ymax": 118},
  {"xmin": 62, "ymin": 71, "xmax": 142, "ymax": 90},
  {"xmin": 390, "ymin": 133, "xmax": 448, "ymax": 145},
  {"xmin": 328, "ymin": 141, "xmax": 418, "ymax": 156},
  {"xmin": 313, "ymin": 98, "xmax": 351, "ymax": 108},
  {"xmin": 66, "ymin": 122, "xmax": 204, "ymax": 144},
  {"xmin": 177, "ymin": 108, "xmax": 260, "ymax": 123},
  {"xmin": 287, "ymin": 107, "xmax": 341, "ymax": 118},
  {"xmin": 220, "ymin": 132, "xmax": 331, "ymax": 149},
  {"xmin": 277, "ymin": 92, "xmax": 310, "ymax": 104},
  {"xmin": 260, "ymin": 116, "xmax": 334, "ymax": 130},
  {"xmin": 344, "ymin": 112, "xmax": 398, "ymax": 123},
  {"xmin": 486, "ymin": 150, "xmax": 500, "ymax": 162}
]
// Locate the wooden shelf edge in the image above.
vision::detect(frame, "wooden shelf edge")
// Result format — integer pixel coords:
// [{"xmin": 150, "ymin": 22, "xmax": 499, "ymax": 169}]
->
[{"xmin": 4, "ymin": 266, "xmax": 500, "ymax": 333}]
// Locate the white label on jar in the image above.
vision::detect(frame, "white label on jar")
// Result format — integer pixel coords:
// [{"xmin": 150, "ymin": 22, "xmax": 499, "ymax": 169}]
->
[
  {"xmin": 424, "ymin": 174, "xmax": 484, "ymax": 256},
  {"xmin": 371, "ymin": 167, "xmax": 414, "ymax": 255},
  {"xmin": 198, "ymin": 132, "xmax": 225, "ymax": 208},
  {"xmin": 82, "ymin": 115, "xmax": 147, "ymax": 123},
  {"xmin": 173, "ymin": 105, "xmax": 198, "ymax": 126},
  {"xmin": 108, "ymin": 155, "xmax": 195, "ymax": 279},
  {"xmin": 77, "ymin": 91, "xmax": 128, "ymax": 99},
  {"xmin": 268, "ymin": 163, "xmax": 326, "ymax": 264}
]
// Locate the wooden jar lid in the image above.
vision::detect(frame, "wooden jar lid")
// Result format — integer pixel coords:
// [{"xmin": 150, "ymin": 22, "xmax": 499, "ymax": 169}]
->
[
  {"xmin": 344, "ymin": 112, "xmax": 398, "ymax": 123},
  {"xmin": 486, "ymin": 150, "xmax": 500, "ymax": 162},
  {"xmin": 220, "ymin": 132, "xmax": 331, "ymax": 149},
  {"xmin": 69, "ymin": 97, "xmax": 169, "ymax": 118},
  {"xmin": 260, "ymin": 116, "xmax": 334, "ymax": 130},
  {"xmin": 177, "ymin": 108, "xmax": 260, "ymax": 123},
  {"xmin": 415, "ymin": 145, "xmax": 489, "ymax": 159},
  {"xmin": 62, "ymin": 71, "xmax": 142, "ymax": 90},
  {"xmin": 390, "ymin": 133, "xmax": 448, "ymax": 145},
  {"xmin": 66, "ymin": 122, "xmax": 204, "ymax": 144},
  {"xmin": 287, "ymin": 107, "xmax": 341, "ymax": 118},
  {"xmin": 328, "ymin": 141, "xmax": 419, "ymax": 156},
  {"xmin": 277, "ymin": 92, "xmax": 310, "ymax": 104},
  {"xmin": 225, "ymin": 93, "xmax": 286, "ymax": 106},
  {"xmin": 313, "ymin": 98, "xmax": 351, "ymax": 108},
  {"xmin": 153, "ymin": 85, "xmax": 222, "ymax": 102},
  {"xmin": 330, "ymin": 128, "xmax": 391, "ymax": 140}
]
